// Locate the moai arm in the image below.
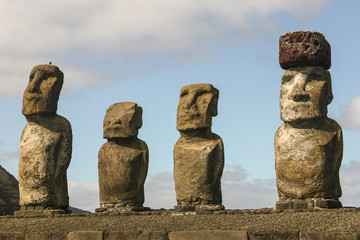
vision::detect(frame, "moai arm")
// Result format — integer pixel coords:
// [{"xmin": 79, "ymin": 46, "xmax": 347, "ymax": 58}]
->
[
  {"xmin": 139, "ymin": 139, "xmax": 149, "ymax": 187},
  {"xmin": 54, "ymin": 117, "xmax": 72, "ymax": 179}
]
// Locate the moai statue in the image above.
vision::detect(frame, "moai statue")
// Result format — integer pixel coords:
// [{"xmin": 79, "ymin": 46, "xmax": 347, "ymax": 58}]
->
[
  {"xmin": 275, "ymin": 31, "xmax": 343, "ymax": 210},
  {"xmin": 16, "ymin": 64, "xmax": 72, "ymax": 216},
  {"xmin": 174, "ymin": 83, "xmax": 224, "ymax": 212},
  {"xmin": 96, "ymin": 102, "xmax": 149, "ymax": 212}
]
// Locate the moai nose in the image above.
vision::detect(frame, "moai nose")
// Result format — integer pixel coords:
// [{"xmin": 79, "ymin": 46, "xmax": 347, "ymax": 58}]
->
[
  {"xmin": 289, "ymin": 74, "xmax": 310, "ymax": 102},
  {"xmin": 28, "ymin": 72, "xmax": 42, "ymax": 94}
]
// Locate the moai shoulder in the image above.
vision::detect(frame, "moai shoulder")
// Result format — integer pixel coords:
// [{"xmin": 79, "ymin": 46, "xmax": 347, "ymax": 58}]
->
[
  {"xmin": 97, "ymin": 102, "xmax": 149, "ymax": 212},
  {"xmin": 174, "ymin": 83, "xmax": 224, "ymax": 212},
  {"xmin": 17, "ymin": 64, "xmax": 72, "ymax": 216},
  {"xmin": 275, "ymin": 31, "xmax": 343, "ymax": 210}
]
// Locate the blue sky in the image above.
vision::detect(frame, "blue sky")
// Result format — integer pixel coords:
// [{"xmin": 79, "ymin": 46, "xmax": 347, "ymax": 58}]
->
[{"xmin": 1, "ymin": 0, "xmax": 360, "ymax": 211}]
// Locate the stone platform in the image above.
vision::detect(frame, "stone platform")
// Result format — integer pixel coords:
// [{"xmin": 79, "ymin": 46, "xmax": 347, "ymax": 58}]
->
[{"xmin": 1, "ymin": 208, "xmax": 360, "ymax": 239}]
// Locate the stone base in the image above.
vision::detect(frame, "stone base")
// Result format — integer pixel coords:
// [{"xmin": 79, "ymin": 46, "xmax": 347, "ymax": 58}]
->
[
  {"xmin": 95, "ymin": 205, "xmax": 150, "ymax": 213},
  {"xmin": 174, "ymin": 204, "xmax": 225, "ymax": 212},
  {"xmin": 14, "ymin": 206, "xmax": 70, "ymax": 216},
  {"xmin": 276, "ymin": 198, "xmax": 342, "ymax": 210}
]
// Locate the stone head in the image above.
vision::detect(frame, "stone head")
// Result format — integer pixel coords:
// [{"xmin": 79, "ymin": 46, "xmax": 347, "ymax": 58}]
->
[
  {"xmin": 22, "ymin": 64, "xmax": 64, "ymax": 116},
  {"xmin": 280, "ymin": 66, "xmax": 333, "ymax": 122},
  {"xmin": 103, "ymin": 102, "xmax": 143, "ymax": 139},
  {"xmin": 176, "ymin": 83, "xmax": 219, "ymax": 131},
  {"xmin": 279, "ymin": 31, "xmax": 333, "ymax": 122}
]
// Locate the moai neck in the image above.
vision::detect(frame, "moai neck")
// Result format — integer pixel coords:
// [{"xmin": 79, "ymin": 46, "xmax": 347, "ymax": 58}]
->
[
  {"xmin": 25, "ymin": 114, "xmax": 57, "ymax": 124},
  {"xmin": 180, "ymin": 127, "xmax": 212, "ymax": 139},
  {"xmin": 285, "ymin": 116, "xmax": 326, "ymax": 129},
  {"xmin": 108, "ymin": 136, "xmax": 139, "ymax": 145}
]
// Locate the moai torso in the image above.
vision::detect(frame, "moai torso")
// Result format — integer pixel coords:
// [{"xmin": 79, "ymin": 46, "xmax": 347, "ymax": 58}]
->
[
  {"xmin": 174, "ymin": 84, "xmax": 224, "ymax": 211},
  {"xmin": 98, "ymin": 138, "xmax": 148, "ymax": 206},
  {"xmin": 97, "ymin": 102, "xmax": 149, "ymax": 211},
  {"xmin": 275, "ymin": 31, "xmax": 343, "ymax": 209},
  {"xmin": 275, "ymin": 118, "xmax": 342, "ymax": 199},
  {"xmin": 19, "ymin": 116, "xmax": 72, "ymax": 207},
  {"xmin": 17, "ymin": 64, "xmax": 72, "ymax": 214},
  {"xmin": 174, "ymin": 131, "xmax": 223, "ymax": 204}
]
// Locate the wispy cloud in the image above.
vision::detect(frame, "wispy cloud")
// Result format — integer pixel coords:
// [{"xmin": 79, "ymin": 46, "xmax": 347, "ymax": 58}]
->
[
  {"xmin": 0, "ymin": 0, "xmax": 331, "ymax": 97},
  {"xmin": 339, "ymin": 96, "xmax": 360, "ymax": 130}
]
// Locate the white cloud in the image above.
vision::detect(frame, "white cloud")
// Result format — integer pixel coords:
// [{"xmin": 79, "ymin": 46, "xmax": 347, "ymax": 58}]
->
[
  {"xmin": 339, "ymin": 96, "xmax": 360, "ymax": 130},
  {"xmin": 0, "ymin": 0, "xmax": 331, "ymax": 97},
  {"xmin": 68, "ymin": 181, "xmax": 99, "ymax": 212},
  {"xmin": 340, "ymin": 161, "xmax": 360, "ymax": 207}
]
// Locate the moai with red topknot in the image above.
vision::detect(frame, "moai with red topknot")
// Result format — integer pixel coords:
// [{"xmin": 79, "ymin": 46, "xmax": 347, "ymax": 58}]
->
[{"xmin": 275, "ymin": 31, "xmax": 343, "ymax": 210}]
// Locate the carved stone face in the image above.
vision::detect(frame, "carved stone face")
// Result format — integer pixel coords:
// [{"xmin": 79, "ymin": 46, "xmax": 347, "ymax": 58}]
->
[
  {"xmin": 22, "ymin": 65, "xmax": 64, "ymax": 116},
  {"xmin": 280, "ymin": 66, "xmax": 333, "ymax": 122},
  {"xmin": 103, "ymin": 102, "xmax": 143, "ymax": 139},
  {"xmin": 176, "ymin": 84, "xmax": 219, "ymax": 131}
]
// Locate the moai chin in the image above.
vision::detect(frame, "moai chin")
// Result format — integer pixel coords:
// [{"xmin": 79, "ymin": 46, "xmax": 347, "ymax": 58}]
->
[
  {"xmin": 174, "ymin": 83, "xmax": 225, "ymax": 212},
  {"xmin": 96, "ymin": 102, "xmax": 149, "ymax": 212},
  {"xmin": 16, "ymin": 64, "xmax": 72, "ymax": 216},
  {"xmin": 275, "ymin": 31, "xmax": 343, "ymax": 210}
]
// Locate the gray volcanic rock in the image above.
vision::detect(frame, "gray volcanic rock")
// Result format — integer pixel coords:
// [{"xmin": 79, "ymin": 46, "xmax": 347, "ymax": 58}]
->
[
  {"xmin": 98, "ymin": 102, "xmax": 148, "ymax": 211},
  {"xmin": 0, "ymin": 165, "xmax": 19, "ymax": 215},
  {"xmin": 174, "ymin": 84, "xmax": 224, "ymax": 210},
  {"xmin": 18, "ymin": 64, "xmax": 72, "ymax": 214},
  {"xmin": 275, "ymin": 32, "xmax": 343, "ymax": 210}
]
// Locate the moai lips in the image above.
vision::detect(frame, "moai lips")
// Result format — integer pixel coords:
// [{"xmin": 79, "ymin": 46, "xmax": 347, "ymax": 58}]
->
[
  {"xmin": 174, "ymin": 83, "xmax": 224, "ymax": 212},
  {"xmin": 275, "ymin": 32, "xmax": 343, "ymax": 210}
]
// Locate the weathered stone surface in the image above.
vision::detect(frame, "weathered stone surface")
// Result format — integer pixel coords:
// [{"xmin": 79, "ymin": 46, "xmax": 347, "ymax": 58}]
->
[
  {"xmin": 18, "ymin": 64, "xmax": 72, "ymax": 212},
  {"xmin": 0, "ymin": 232, "xmax": 24, "ymax": 240},
  {"xmin": 176, "ymin": 84, "xmax": 219, "ymax": 131},
  {"xmin": 250, "ymin": 231, "xmax": 299, "ymax": 240},
  {"xmin": 275, "ymin": 117, "xmax": 342, "ymax": 199},
  {"xmin": 98, "ymin": 102, "xmax": 148, "ymax": 210},
  {"xmin": 174, "ymin": 84, "xmax": 224, "ymax": 208},
  {"xmin": 279, "ymin": 31, "xmax": 331, "ymax": 70},
  {"xmin": 22, "ymin": 64, "xmax": 64, "ymax": 116},
  {"xmin": 169, "ymin": 230, "xmax": 247, "ymax": 240},
  {"xmin": 103, "ymin": 102, "xmax": 143, "ymax": 139},
  {"xmin": 0, "ymin": 165, "xmax": 19, "ymax": 215},
  {"xmin": 25, "ymin": 232, "xmax": 66, "ymax": 240},
  {"xmin": 275, "ymin": 34, "xmax": 343, "ymax": 209},
  {"xmin": 67, "ymin": 231, "xmax": 103, "ymax": 240},
  {"xmin": 299, "ymin": 231, "xmax": 359, "ymax": 240},
  {"xmin": 105, "ymin": 231, "xmax": 168, "ymax": 240},
  {"xmin": 280, "ymin": 67, "xmax": 333, "ymax": 122}
]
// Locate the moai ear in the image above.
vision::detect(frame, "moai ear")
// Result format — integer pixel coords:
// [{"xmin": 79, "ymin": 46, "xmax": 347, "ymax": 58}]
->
[{"xmin": 326, "ymin": 71, "xmax": 334, "ymax": 105}]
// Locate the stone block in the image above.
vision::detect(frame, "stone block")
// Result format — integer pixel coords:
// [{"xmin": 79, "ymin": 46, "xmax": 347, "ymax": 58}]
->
[
  {"xmin": 105, "ymin": 231, "xmax": 168, "ymax": 240},
  {"xmin": 67, "ymin": 231, "xmax": 103, "ymax": 240},
  {"xmin": 314, "ymin": 199, "xmax": 342, "ymax": 209},
  {"xmin": 0, "ymin": 232, "xmax": 25, "ymax": 240},
  {"xmin": 26, "ymin": 232, "xmax": 66, "ymax": 240},
  {"xmin": 276, "ymin": 200, "xmax": 292, "ymax": 210},
  {"xmin": 250, "ymin": 231, "xmax": 299, "ymax": 240},
  {"xmin": 169, "ymin": 230, "xmax": 248, "ymax": 240},
  {"xmin": 300, "ymin": 231, "xmax": 359, "ymax": 240}
]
